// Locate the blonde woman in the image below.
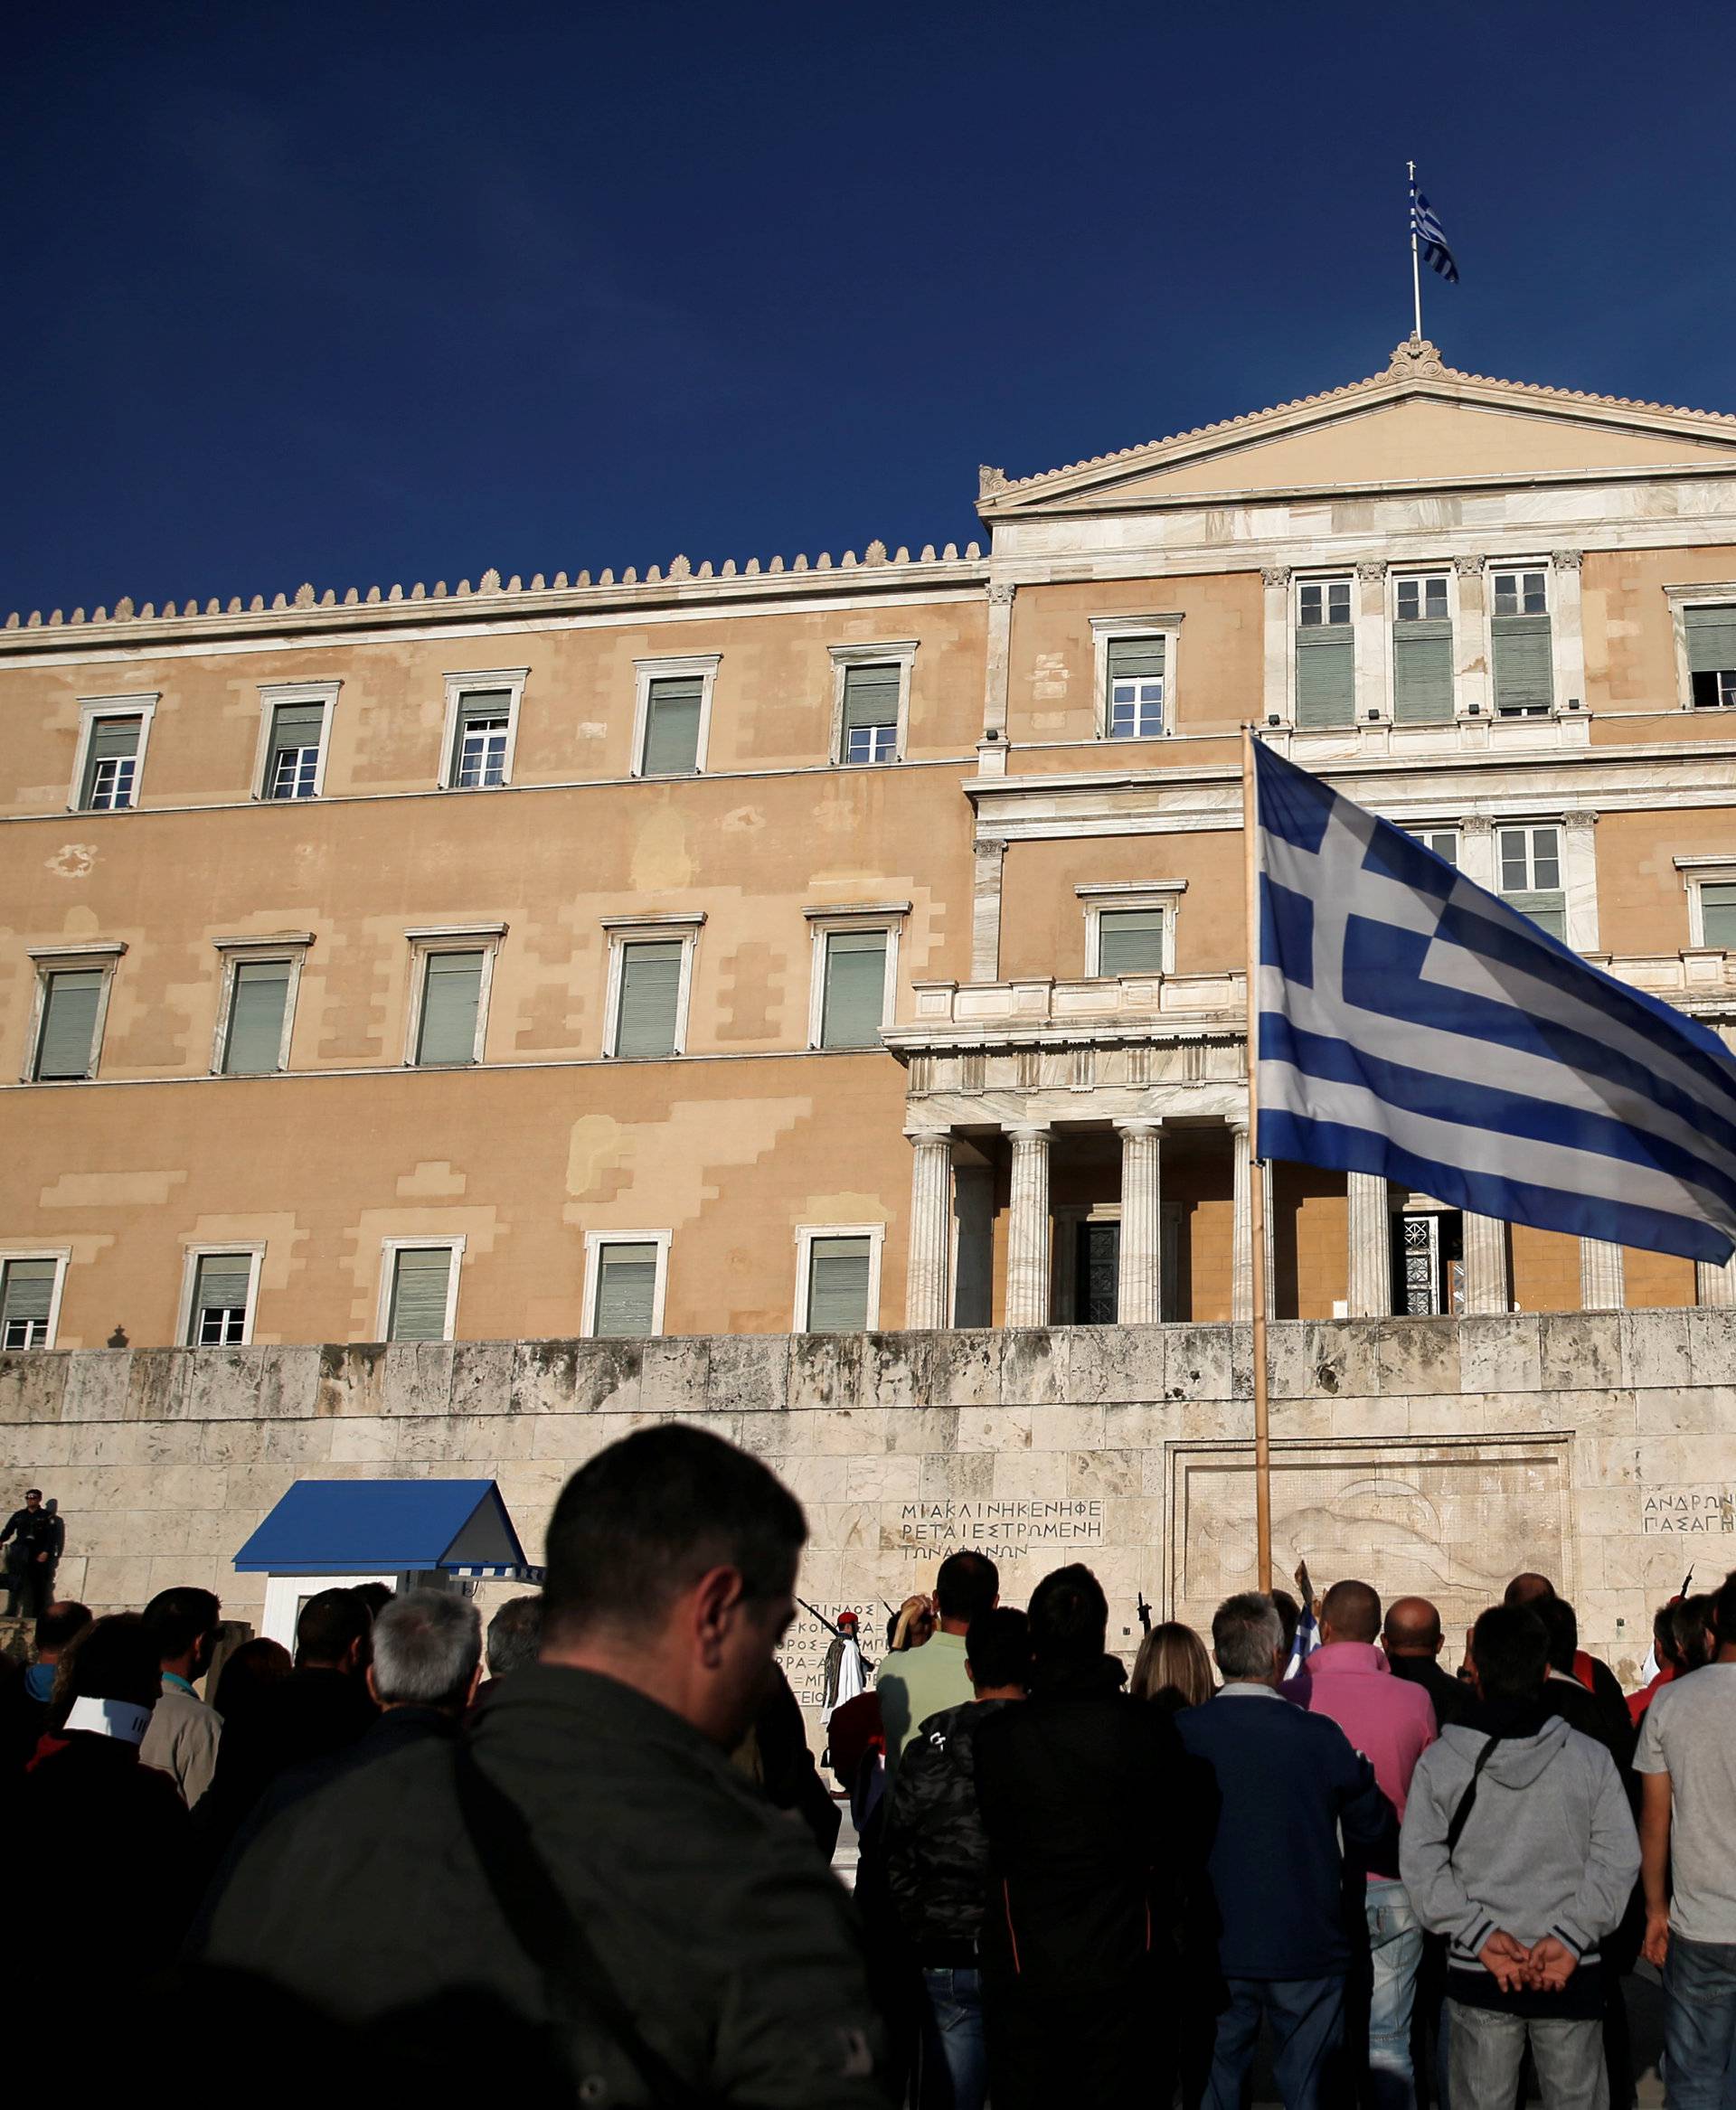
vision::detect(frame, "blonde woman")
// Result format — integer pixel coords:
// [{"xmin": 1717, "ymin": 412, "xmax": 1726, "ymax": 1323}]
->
[{"xmin": 1131, "ymin": 1620, "xmax": 1214, "ymax": 1713}]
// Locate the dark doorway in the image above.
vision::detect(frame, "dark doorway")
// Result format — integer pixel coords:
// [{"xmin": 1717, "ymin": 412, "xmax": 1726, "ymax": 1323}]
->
[{"xmin": 1074, "ymin": 1219, "xmax": 1120, "ymax": 1323}]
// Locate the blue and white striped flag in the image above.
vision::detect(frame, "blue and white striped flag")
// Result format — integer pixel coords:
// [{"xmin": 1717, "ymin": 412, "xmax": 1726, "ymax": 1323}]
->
[
  {"xmin": 1411, "ymin": 188, "xmax": 1458, "ymax": 283},
  {"xmin": 1254, "ymin": 740, "xmax": 1736, "ymax": 1264}
]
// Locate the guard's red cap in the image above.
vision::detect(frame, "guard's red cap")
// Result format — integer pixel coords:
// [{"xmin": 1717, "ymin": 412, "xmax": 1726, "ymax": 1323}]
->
[{"xmin": 837, "ymin": 1609, "xmax": 859, "ymax": 1626}]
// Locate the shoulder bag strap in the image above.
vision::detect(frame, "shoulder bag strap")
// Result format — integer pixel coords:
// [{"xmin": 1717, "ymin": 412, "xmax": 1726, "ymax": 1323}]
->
[
  {"xmin": 450, "ymin": 1742, "xmax": 714, "ymax": 2110},
  {"xmin": 1445, "ymin": 1736, "xmax": 1503, "ymax": 1860}
]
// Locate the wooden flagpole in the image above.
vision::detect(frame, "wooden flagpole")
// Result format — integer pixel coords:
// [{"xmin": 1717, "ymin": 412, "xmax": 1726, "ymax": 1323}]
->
[{"xmin": 1242, "ymin": 724, "xmax": 1273, "ymax": 1592}]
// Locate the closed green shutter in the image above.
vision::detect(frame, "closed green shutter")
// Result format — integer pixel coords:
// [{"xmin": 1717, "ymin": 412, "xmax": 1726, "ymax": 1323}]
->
[
  {"xmin": 189, "ymin": 1254, "xmax": 252, "ymax": 1343},
  {"xmin": 807, "ymin": 1235, "xmax": 871, "ymax": 1331},
  {"xmin": 594, "ymin": 1242, "xmax": 659, "ymax": 1336},
  {"xmin": 1702, "ymin": 882, "xmax": 1736, "ymax": 948},
  {"xmin": 820, "ymin": 930, "xmax": 887, "ymax": 1048},
  {"xmin": 1505, "ymin": 892, "xmax": 1567, "ymax": 942},
  {"xmin": 1392, "ymin": 621, "xmax": 1454, "ymax": 723},
  {"xmin": 841, "ymin": 664, "xmax": 900, "ymax": 733},
  {"xmin": 81, "ymin": 716, "xmax": 142, "ymax": 805},
  {"xmin": 1294, "ymin": 628, "xmax": 1354, "ymax": 728},
  {"xmin": 1, "ymin": 1259, "xmax": 56, "ymax": 1342},
  {"xmin": 642, "ymin": 678, "xmax": 703, "ymax": 775},
  {"xmin": 1686, "ymin": 606, "xmax": 1736, "ymax": 674},
  {"xmin": 266, "ymin": 702, "xmax": 326, "ymax": 790},
  {"xmin": 1097, "ymin": 909, "xmax": 1166, "ymax": 975},
  {"xmin": 615, "ymin": 941, "xmax": 683, "ymax": 1058},
  {"xmin": 223, "ymin": 959, "xmax": 291, "ymax": 1074},
  {"xmin": 35, "ymin": 970, "xmax": 102, "ymax": 1079},
  {"xmin": 388, "ymin": 1248, "xmax": 453, "ymax": 1342},
  {"xmin": 1107, "ymin": 637, "xmax": 1165, "ymax": 681},
  {"xmin": 416, "ymin": 950, "xmax": 484, "ymax": 1066},
  {"xmin": 1492, "ymin": 615, "xmax": 1554, "ymax": 715}
]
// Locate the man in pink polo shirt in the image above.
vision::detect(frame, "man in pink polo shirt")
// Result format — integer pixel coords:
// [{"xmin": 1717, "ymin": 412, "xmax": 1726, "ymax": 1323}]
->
[{"xmin": 1289, "ymin": 1578, "xmax": 1437, "ymax": 2107}]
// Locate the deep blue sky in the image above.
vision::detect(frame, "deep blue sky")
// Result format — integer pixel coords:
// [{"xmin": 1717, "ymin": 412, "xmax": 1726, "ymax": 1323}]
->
[{"xmin": 6, "ymin": 2, "xmax": 1735, "ymax": 616}]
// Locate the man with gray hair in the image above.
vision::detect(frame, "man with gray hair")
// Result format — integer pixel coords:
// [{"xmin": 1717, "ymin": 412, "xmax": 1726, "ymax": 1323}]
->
[
  {"xmin": 1178, "ymin": 1592, "xmax": 1395, "ymax": 2109},
  {"xmin": 369, "ymin": 1588, "xmax": 485, "ymax": 1717}
]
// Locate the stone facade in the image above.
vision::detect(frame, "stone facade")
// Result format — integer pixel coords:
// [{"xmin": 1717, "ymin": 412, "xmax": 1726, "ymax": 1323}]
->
[{"xmin": 8, "ymin": 1310, "xmax": 1733, "ymax": 1732}]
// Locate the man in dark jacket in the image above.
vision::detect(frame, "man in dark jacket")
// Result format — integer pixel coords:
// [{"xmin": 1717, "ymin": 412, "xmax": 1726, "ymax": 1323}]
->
[
  {"xmin": 882, "ymin": 1606, "xmax": 1029, "ymax": 2110},
  {"xmin": 1, "ymin": 1490, "xmax": 62, "ymax": 1621},
  {"xmin": 1177, "ymin": 1590, "xmax": 1395, "ymax": 2110},
  {"xmin": 194, "ymin": 1425, "xmax": 887, "ymax": 2107},
  {"xmin": 1382, "ymin": 1595, "xmax": 1468, "ymax": 1728},
  {"xmin": 973, "ymin": 1565, "xmax": 1199, "ymax": 2110}
]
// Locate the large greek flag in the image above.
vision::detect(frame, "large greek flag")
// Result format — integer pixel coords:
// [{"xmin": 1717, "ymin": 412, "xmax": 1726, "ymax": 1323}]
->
[{"xmin": 1254, "ymin": 740, "xmax": 1736, "ymax": 1264}]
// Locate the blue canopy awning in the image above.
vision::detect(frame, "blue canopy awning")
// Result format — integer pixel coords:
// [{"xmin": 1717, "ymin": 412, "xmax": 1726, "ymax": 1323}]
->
[{"xmin": 233, "ymin": 1478, "xmax": 540, "ymax": 1579}]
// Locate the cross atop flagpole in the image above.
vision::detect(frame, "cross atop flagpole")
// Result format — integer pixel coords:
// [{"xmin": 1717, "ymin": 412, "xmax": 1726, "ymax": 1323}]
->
[{"xmin": 1408, "ymin": 160, "xmax": 1423, "ymax": 342}]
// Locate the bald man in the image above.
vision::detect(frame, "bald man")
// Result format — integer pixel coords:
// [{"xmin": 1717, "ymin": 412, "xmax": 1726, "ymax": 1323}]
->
[
  {"xmin": 1382, "ymin": 1597, "xmax": 1467, "ymax": 1729},
  {"xmin": 1505, "ymin": 1572, "xmax": 1628, "ymax": 1729}
]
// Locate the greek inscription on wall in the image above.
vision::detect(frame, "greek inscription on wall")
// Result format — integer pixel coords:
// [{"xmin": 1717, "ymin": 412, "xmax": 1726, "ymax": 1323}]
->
[
  {"xmin": 898, "ymin": 1499, "xmax": 1103, "ymax": 1559},
  {"xmin": 1642, "ymin": 1490, "xmax": 1736, "ymax": 1535}
]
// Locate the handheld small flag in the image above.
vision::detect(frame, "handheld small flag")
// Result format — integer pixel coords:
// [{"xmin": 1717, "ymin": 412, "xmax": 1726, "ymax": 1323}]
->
[
  {"xmin": 1253, "ymin": 739, "xmax": 1736, "ymax": 1266},
  {"xmin": 1285, "ymin": 1560, "xmax": 1321, "ymax": 1681},
  {"xmin": 1410, "ymin": 187, "xmax": 1458, "ymax": 284}
]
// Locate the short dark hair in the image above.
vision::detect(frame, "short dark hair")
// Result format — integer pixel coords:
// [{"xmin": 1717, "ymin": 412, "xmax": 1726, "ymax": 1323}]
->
[
  {"xmin": 1268, "ymin": 1588, "xmax": 1300, "ymax": 1658},
  {"xmin": 295, "ymin": 1587, "xmax": 374, "ymax": 1668},
  {"xmin": 1673, "ymin": 1593, "xmax": 1715, "ymax": 1669},
  {"xmin": 35, "ymin": 1601, "xmax": 91, "ymax": 1654},
  {"xmin": 1654, "ymin": 1601, "xmax": 1683, "ymax": 1664},
  {"xmin": 966, "ymin": 1606, "xmax": 1030, "ymax": 1691},
  {"xmin": 486, "ymin": 1594, "xmax": 544, "ymax": 1677},
  {"xmin": 48, "ymin": 1612, "xmax": 160, "ymax": 1731},
  {"xmin": 143, "ymin": 1587, "xmax": 222, "ymax": 1664},
  {"xmin": 1026, "ymin": 1564, "xmax": 1108, "ymax": 1671},
  {"xmin": 1321, "ymin": 1578, "xmax": 1381, "ymax": 1644},
  {"xmin": 1712, "ymin": 1578, "xmax": 1736, "ymax": 1651},
  {"xmin": 1471, "ymin": 1604, "xmax": 1550, "ymax": 1701},
  {"xmin": 542, "ymin": 1425, "xmax": 806, "ymax": 1644},
  {"xmin": 1533, "ymin": 1595, "xmax": 1578, "ymax": 1675},
  {"xmin": 935, "ymin": 1550, "xmax": 999, "ymax": 1625},
  {"xmin": 352, "ymin": 1582, "xmax": 395, "ymax": 1621},
  {"xmin": 24, "ymin": 1489, "xmax": 42, "ymax": 1500}
]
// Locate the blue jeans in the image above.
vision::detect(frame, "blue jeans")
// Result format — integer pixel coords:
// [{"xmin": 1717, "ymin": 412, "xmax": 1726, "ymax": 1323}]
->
[
  {"xmin": 1204, "ymin": 1974, "xmax": 1347, "ymax": 2110},
  {"xmin": 918, "ymin": 1965, "xmax": 986, "ymax": 2110},
  {"xmin": 1663, "ymin": 1934, "xmax": 1736, "ymax": 2109},
  {"xmin": 1367, "ymin": 1879, "xmax": 1424, "ymax": 2109}
]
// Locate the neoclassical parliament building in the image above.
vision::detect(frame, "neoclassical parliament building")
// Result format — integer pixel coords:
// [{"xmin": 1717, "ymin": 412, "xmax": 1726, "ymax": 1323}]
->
[{"xmin": 5, "ymin": 338, "xmax": 1736, "ymax": 1655}]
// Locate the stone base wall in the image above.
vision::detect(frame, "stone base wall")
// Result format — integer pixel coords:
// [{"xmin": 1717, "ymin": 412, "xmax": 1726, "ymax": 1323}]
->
[{"xmin": 5, "ymin": 1311, "xmax": 1732, "ymax": 1728}]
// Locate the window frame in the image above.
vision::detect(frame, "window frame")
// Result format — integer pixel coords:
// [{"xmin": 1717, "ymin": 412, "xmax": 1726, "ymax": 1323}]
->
[
  {"xmin": 0, "ymin": 1248, "xmax": 71, "ymax": 1351},
  {"xmin": 402, "ymin": 924, "xmax": 505, "ymax": 1069},
  {"xmin": 375, "ymin": 1234, "xmax": 466, "ymax": 1343},
  {"xmin": 177, "ymin": 1241, "xmax": 266, "ymax": 1350},
  {"xmin": 1090, "ymin": 614, "xmax": 1183, "ymax": 742},
  {"xmin": 69, "ymin": 692, "xmax": 158, "ymax": 815},
  {"xmin": 1392, "ymin": 572, "xmax": 1451, "ymax": 626},
  {"xmin": 1486, "ymin": 560, "xmax": 1555, "ymax": 720},
  {"xmin": 792, "ymin": 1222, "xmax": 884, "ymax": 1333},
  {"xmin": 210, "ymin": 933, "xmax": 313, "ymax": 1076},
  {"xmin": 1415, "ymin": 828, "xmax": 1460, "ymax": 867},
  {"xmin": 580, "ymin": 1228, "xmax": 673, "ymax": 1339},
  {"xmin": 1488, "ymin": 565, "xmax": 1551, "ymax": 620},
  {"xmin": 1075, "ymin": 881, "xmax": 1185, "ymax": 977},
  {"xmin": 602, "ymin": 913, "xmax": 704, "ymax": 1060},
  {"xmin": 254, "ymin": 680, "xmax": 340, "ymax": 801},
  {"xmin": 630, "ymin": 654, "xmax": 721, "ymax": 779},
  {"xmin": 1495, "ymin": 822, "xmax": 1568, "ymax": 939},
  {"xmin": 1675, "ymin": 858, "xmax": 1736, "ymax": 949},
  {"xmin": 827, "ymin": 642, "xmax": 917, "ymax": 768},
  {"xmin": 437, "ymin": 666, "xmax": 528, "ymax": 790},
  {"xmin": 804, "ymin": 902, "xmax": 908, "ymax": 1050},
  {"xmin": 1665, "ymin": 585, "xmax": 1736, "ymax": 712},
  {"xmin": 1295, "ymin": 574, "xmax": 1354, "ymax": 629},
  {"xmin": 23, "ymin": 942, "xmax": 126, "ymax": 1083}
]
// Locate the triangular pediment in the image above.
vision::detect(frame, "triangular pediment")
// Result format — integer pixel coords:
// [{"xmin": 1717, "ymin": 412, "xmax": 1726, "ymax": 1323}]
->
[{"xmin": 977, "ymin": 341, "xmax": 1736, "ymax": 517}]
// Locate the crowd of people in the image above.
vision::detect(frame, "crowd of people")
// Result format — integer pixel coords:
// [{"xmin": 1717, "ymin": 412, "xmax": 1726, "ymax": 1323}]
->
[{"xmin": 2, "ymin": 1430, "xmax": 1733, "ymax": 2110}]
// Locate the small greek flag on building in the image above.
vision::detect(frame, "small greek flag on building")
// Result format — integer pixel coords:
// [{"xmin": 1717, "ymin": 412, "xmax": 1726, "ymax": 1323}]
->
[
  {"xmin": 1254, "ymin": 740, "xmax": 1736, "ymax": 1264},
  {"xmin": 1411, "ymin": 188, "xmax": 1458, "ymax": 283}
]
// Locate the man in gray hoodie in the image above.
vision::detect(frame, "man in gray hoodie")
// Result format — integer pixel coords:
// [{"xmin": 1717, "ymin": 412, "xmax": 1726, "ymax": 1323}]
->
[{"xmin": 1400, "ymin": 1603, "xmax": 1639, "ymax": 2109}]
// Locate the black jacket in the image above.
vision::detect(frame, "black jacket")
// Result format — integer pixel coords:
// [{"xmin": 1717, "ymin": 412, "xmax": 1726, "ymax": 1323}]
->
[
  {"xmin": 193, "ymin": 1663, "xmax": 378, "ymax": 1868},
  {"xmin": 1387, "ymin": 1653, "xmax": 1469, "ymax": 1729},
  {"xmin": 882, "ymin": 1698, "xmax": 1011, "ymax": 1961},
  {"xmin": 194, "ymin": 1664, "xmax": 888, "ymax": 2107},
  {"xmin": 1, "ymin": 1507, "xmax": 61, "ymax": 1566}
]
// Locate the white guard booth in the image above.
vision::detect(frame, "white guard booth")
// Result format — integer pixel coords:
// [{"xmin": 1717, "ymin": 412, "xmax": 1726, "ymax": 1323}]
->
[{"xmin": 232, "ymin": 1477, "xmax": 542, "ymax": 1648}]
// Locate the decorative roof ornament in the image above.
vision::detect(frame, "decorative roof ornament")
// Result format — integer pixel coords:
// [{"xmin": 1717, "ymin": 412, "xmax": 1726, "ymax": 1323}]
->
[
  {"xmin": 1387, "ymin": 334, "xmax": 1447, "ymax": 378},
  {"xmin": 978, "ymin": 465, "xmax": 1008, "ymax": 495}
]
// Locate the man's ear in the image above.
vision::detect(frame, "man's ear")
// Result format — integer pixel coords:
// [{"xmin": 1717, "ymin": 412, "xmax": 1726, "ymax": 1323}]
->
[
  {"xmin": 347, "ymin": 1635, "xmax": 369, "ymax": 1676},
  {"xmin": 365, "ymin": 1664, "xmax": 382, "ymax": 1707},
  {"xmin": 693, "ymin": 1566, "xmax": 746, "ymax": 1670},
  {"xmin": 465, "ymin": 1662, "xmax": 483, "ymax": 1706}
]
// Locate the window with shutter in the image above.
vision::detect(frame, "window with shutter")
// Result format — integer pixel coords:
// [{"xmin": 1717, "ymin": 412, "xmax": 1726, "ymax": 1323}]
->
[
  {"xmin": 415, "ymin": 950, "xmax": 485, "ymax": 1066},
  {"xmin": 265, "ymin": 702, "xmax": 327, "ymax": 798},
  {"xmin": 641, "ymin": 678, "xmax": 703, "ymax": 776},
  {"xmin": 593, "ymin": 1242, "xmax": 660, "ymax": 1337},
  {"xmin": 0, "ymin": 1259, "xmax": 57, "ymax": 1350},
  {"xmin": 80, "ymin": 716, "xmax": 143, "ymax": 810},
  {"xmin": 189, "ymin": 1254, "xmax": 252, "ymax": 1346},
  {"xmin": 450, "ymin": 691, "xmax": 513, "ymax": 787},
  {"xmin": 1497, "ymin": 826, "xmax": 1567, "ymax": 941},
  {"xmin": 840, "ymin": 664, "xmax": 900, "ymax": 764},
  {"xmin": 1686, "ymin": 606, "xmax": 1736, "ymax": 709},
  {"xmin": 1492, "ymin": 614, "xmax": 1554, "ymax": 716},
  {"xmin": 388, "ymin": 1247, "xmax": 454, "ymax": 1342},
  {"xmin": 1392, "ymin": 580, "xmax": 1454, "ymax": 725},
  {"xmin": 222, "ymin": 959, "xmax": 292, "ymax": 1075},
  {"xmin": 614, "ymin": 941, "xmax": 684, "ymax": 1058},
  {"xmin": 806, "ymin": 1235, "xmax": 872, "ymax": 1331},
  {"xmin": 1295, "ymin": 628, "xmax": 1355, "ymax": 728},
  {"xmin": 33, "ymin": 969, "xmax": 103, "ymax": 1080},
  {"xmin": 1700, "ymin": 881, "xmax": 1736, "ymax": 949},
  {"xmin": 1106, "ymin": 637, "xmax": 1165, "ymax": 739},
  {"xmin": 820, "ymin": 930, "xmax": 887, "ymax": 1048},
  {"xmin": 1096, "ymin": 909, "xmax": 1167, "ymax": 975}
]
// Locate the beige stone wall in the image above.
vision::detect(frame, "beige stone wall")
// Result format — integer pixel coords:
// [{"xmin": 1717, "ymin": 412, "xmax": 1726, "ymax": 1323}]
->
[
  {"xmin": 1587, "ymin": 547, "xmax": 1736, "ymax": 713},
  {"xmin": 6, "ymin": 1311, "xmax": 1731, "ymax": 1730}
]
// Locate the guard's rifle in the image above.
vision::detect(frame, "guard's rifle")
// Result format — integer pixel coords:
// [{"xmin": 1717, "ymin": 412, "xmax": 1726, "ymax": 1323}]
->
[{"xmin": 1136, "ymin": 1592, "xmax": 1153, "ymax": 1636}]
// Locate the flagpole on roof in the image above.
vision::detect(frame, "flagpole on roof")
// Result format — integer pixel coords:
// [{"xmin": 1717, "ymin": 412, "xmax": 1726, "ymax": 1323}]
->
[
  {"xmin": 1408, "ymin": 160, "xmax": 1423, "ymax": 341},
  {"xmin": 1242, "ymin": 723, "xmax": 1274, "ymax": 1593}
]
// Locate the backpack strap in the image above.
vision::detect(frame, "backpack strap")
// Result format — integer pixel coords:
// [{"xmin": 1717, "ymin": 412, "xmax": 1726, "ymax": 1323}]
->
[{"xmin": 1445, "ymin": 1736, "xmax": 1503, "ymax": 1860}]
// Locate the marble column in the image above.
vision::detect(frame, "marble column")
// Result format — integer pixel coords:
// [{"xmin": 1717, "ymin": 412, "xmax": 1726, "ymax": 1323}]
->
[
  {"xmin": 1004, "ymin": 1125, "xmax": 1052, "ymax": 1328},
  {"xmin": 982, "ymin": 579, "xmax": 1016, "ymax": 740},
  {"xmin": 1116, "ymin": 1120, "xmax": 1164, "ymax": 1324},
  {"xmin": 904, "ymin": 1129, "xmax": 953, "ymax": 1331},
  {"xmin": 1452, "ymin": 556, "xmax": 1489, "ymax": 718},
  {"xmin": 1551, "ymin": 550, "xmax": 1587, "ymax": 712},
  {"xmin": 1580, "ymin": 1238, "xmax": 1626, "ymax": 1311},
  {"xmin": 1262, "ymin": 567, "xmax": 1292, "ymax": 724},
  {"xmin": 1461, "ymin": 1212, "xmax": 1512, "ymax": 1314},
  {"xmin": 1346, "ymin": 1172, "xmax": 1392, "ymax": 1317},
  {"xmin": 1696, "ymin": 1256, "xmax": 1736, "ymax": 1309},
  {"xmin": 971, "ymin": 839, "xmax": 1005, "ymax": 982},
  {"xmin": 1231, "ymin": 1120, "xmax": 1276, "ymax": 1321},
  {"xmin": 1356, "ymin": 561, "xmax": 1390, "ymax": 721}
]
